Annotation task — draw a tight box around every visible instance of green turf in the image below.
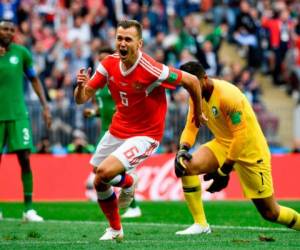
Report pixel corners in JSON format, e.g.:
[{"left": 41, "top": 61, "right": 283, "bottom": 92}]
[{"left": 0, "top": 201, "right": 299, "bottom": 249}]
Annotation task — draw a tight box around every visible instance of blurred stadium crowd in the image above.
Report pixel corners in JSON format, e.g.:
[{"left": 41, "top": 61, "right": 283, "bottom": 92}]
[{"left": 2, "top": 0, "right": 300, "bottom": 153}]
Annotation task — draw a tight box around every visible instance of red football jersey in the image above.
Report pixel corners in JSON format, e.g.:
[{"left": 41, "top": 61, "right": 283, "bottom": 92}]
[{"left": 87, "top": 51, "right": 183, "bottom": 141}]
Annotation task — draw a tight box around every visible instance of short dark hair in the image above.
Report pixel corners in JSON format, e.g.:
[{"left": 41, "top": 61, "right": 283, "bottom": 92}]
[
  {"left": 117, "top": 19, "right": 142, "bottom": 39},
  {"left": 180, "top": 61, "right": 206, "bottom": 79},
  {"left": 97, "top": 46, "right": 114, "bottom": 55}
]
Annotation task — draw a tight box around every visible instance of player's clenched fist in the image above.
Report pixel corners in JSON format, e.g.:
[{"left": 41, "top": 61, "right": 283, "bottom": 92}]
[
  {"left": 193, "top": 112, "right": 208, "bottom": 128},
  {"left": 77, "top": 68, "right": 91, "bottom": 87}
]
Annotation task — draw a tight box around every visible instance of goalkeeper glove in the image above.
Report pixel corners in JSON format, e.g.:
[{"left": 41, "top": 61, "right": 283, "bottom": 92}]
[
  {"left": 174, "top": 145, "right": 192, "bottom": 177},
  {"left": 203, "top": 163, "right": 233, "bottom": 193}
]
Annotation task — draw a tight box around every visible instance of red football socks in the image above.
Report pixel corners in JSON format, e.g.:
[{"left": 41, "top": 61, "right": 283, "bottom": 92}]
[
  {"left": 121, "top": 174, "right": 134, "bottom": 188},
  {"left": 113, "top": 173, "right": 134, "bottom": 188},
  {"left": 98, "top": 194, "right": 121, "bottom": 230}
]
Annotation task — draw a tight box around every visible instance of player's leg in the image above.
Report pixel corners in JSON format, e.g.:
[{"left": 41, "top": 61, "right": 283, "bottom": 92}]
[
  {"left": 176, "top": 175, "right": 211, "bottom": 235},
  {"left": 95, "top": 154, "right": 138, "bottom": 208},
  {"left": 0, "top": 121, "right": 5, "bottom": 220},
  {"left": 110, "top": 136, "right": 158, "bottom": 209},
  {"left": 8, "top": 119, "right": 42, "bottom": 221},
  {"left": 235, "top": 161, "right": 300, "bottom": 230},
  {"left": 176, "top": 141, "right": 225, "bottom": 235},
  {"left": 187, "top": 143, "right": 222, "bottom": 175},
  {"left": 252, "top": 196, "right": 300, "bottom": 230},
  {"left": 16, "top": 149, "right": 43, "bottom": 222},
  {"left": 94, "top": 171, "right": 123, "bottom": 241},
  {"left": 90, "top": 132, "right": 125, "bottom": 240},
  {"left": 16, "top": 149, "right": 33, "bottom": 211},
  {"left": 15, "top": 149, "right": 42, "bottom": 221},
  {"left": 121, "top": 198, "right": 142, "bottom": 218},
  {"left": 121, "top": 166, "right": 142, "bottom": 218},
  {"left": 91, "top": 133, "right": 159, "bottom": 240}
]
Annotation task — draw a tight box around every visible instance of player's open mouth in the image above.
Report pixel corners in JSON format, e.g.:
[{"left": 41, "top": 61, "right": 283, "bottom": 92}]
[
  {"left": 2, "top": 36, "right": 12, "bottom": 43},
  {"left": 119, "top": 49, "right": 128, "bottom": 58}
]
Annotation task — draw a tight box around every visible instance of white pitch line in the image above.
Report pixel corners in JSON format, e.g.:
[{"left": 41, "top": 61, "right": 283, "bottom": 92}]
[
  {"left": 0, "top": 241, "right": 90, "bottom": 246},
  {"left": 1, "top": 218, "right": 291, "bottom": 232}
]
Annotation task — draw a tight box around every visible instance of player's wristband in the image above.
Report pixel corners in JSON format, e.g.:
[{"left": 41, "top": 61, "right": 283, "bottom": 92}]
[
  {"left": 217, "top": 168, "right": 227, "bottom": 176},
  {"left": 219, "top": 163, "right": 233, "bottom": 176},
  {"left": 179, "top": 144, "right": 190, "bottom": 151}
]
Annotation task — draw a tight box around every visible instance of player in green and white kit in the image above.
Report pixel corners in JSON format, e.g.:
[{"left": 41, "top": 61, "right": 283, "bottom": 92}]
[
  {"left": 84, "top": 47, "right": 141, "bottom": 218},
  {"left": 0, "top": 20, "right": 51, "bottom": 221}
]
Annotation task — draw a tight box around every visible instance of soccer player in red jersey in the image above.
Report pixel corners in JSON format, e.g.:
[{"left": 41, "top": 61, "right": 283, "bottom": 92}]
[{"left": 75, "top": 19, "right": 206, "bottom": 240}]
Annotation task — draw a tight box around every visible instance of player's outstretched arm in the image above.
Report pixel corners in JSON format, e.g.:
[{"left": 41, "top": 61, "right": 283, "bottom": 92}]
[
  {"left": 180, "top": 71, "right": 207, "bottom": 127},
  {"left": 75, "top": 68, "right": 96, "bottom": 104}
]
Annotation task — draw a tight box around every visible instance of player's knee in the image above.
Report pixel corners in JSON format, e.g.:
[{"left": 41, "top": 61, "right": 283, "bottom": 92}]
[
  {"left": 93, "top": 173, "right": 102, "bottom": 190},
  {"left": 94, "top": 167, "right": 111, "bottom": 188},
  {"left": 186, "top": 164, "right": 202, "bottom": 175},
  {"left": 260, "top": 209, "right": 279, "bottom": 222}
]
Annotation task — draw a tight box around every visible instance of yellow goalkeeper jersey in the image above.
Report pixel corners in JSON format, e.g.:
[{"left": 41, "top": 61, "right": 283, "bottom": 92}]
[{"left": 180, "top": 79, "right": 270, "bottom": 164}]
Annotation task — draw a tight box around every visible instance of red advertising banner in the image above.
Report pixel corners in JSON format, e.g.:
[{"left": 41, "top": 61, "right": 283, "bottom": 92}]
[{"left": 0, "top": 153, "right": 299, "bottom": 201}]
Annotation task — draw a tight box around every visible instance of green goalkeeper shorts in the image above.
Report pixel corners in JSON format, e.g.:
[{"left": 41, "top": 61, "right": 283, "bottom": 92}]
[{"left": 0, "top": 119, "right": 33, "bottom": 153}]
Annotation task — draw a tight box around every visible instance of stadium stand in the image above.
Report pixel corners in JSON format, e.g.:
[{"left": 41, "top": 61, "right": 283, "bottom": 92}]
[{"left": 2, "top": 0, "right": 299, "bottom": 152}]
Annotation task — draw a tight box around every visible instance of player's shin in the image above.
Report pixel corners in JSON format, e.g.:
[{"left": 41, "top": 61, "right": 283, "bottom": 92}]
[
  {"left": 97, "top": 187, "right": 121, "bottom": 230},
  {"left": 277, "top": 206, "right": 300, "bottom": 230},
  {"left": 182, "top": 175, "right": 208, "bottom": 226},
  {"left": 21, "top": 170, "right": 33, "bottom": 211}
]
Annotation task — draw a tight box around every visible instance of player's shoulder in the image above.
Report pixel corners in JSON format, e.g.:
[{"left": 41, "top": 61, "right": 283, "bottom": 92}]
[
  {"left": 140, "top": 52, "right": 159, "bottom": 65},
  {"left": 139, "top": 51, "right": 164, "bottom": 75},
  {"left": 214, "top": 79, "right": 240, "bottom": 93},
  {"left": 213, "top": 79, "right": 243, "bottom": 102},
  {"left": 108, "top": 52, "right": 120, "bottom": 59},
  {"left": 102, "top": 52, "right": 119, "bottom": 63},
  {"left": 10, "top": 43, "right": 28, "bottom": 52}
]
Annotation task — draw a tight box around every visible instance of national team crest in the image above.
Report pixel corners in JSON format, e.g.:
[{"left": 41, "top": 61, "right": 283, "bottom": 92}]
[
  {"left": 9, "top": 56, "right": 19, "bottom": 64},
  {"left": 212, "top": 106, "right": 218, "bottom": 117},
  {"left": 133, "top": 82, "right": 143, "bottom": 91}
]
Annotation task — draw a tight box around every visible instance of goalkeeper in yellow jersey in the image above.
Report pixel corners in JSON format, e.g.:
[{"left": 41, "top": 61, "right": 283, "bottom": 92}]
[{"left": 175, "top": 61, "right": 300, "bottom": 234}]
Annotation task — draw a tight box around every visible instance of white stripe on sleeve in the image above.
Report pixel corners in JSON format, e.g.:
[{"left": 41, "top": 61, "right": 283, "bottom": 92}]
[
  {"left": 145, "top": 65, "right": 170, "bottom": 96},
  {"left": 96, "top": 63, "right": 108, "bottom": 77}
]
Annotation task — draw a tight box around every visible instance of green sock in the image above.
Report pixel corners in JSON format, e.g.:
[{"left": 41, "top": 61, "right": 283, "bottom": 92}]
[
  {"left": 129, "top": 198, "right": 137, "bottom": 208},
  {"left": 22, "top": 171, "right": 33, "bottom": 211}
]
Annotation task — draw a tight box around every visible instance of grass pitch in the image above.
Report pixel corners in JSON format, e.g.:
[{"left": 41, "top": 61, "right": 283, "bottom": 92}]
[{"left": 0, "top": 201, "right": 299, "bottom": 249}]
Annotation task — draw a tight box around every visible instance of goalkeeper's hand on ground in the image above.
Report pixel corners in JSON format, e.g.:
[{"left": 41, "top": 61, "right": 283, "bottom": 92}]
[
  {"left": 204, "top": 162, "right": 234, "bottom": 193},
  {"left": 174, "top": 145, "right": 192, "bottom": 177}
]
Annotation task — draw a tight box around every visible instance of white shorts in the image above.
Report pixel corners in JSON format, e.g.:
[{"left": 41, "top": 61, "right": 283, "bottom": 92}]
[{"left": 90, "top": 131, "right": 159, "bottom": 171}]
